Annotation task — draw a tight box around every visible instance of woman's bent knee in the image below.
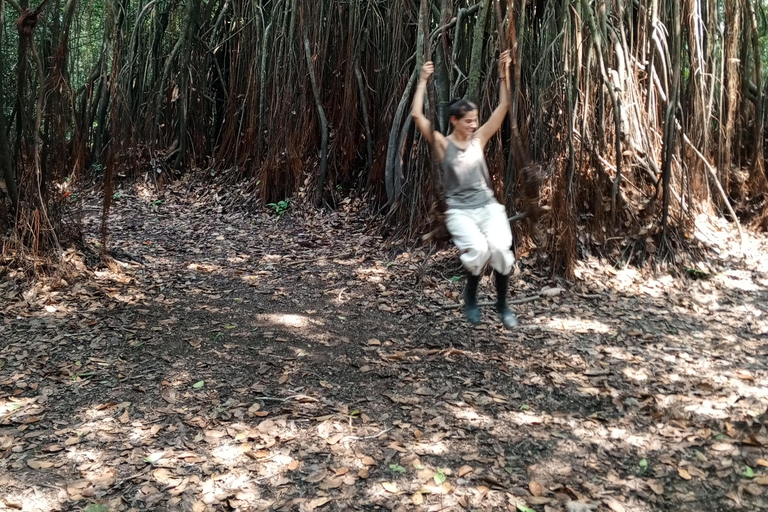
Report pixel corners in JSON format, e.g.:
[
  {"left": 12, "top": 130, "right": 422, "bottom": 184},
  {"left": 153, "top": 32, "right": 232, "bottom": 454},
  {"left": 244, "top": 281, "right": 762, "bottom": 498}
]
[
  {"left": 461, "top": 246, "right": 490, "bottom": 275},
  {"left": 488, "top": 244, "right": 514, "bottom": 275}
]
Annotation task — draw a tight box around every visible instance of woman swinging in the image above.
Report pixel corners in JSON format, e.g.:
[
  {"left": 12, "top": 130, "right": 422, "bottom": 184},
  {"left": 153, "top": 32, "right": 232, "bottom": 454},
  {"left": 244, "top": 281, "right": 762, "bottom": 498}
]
[{"left": 411, "top": 51, "right": 517, "bottom": 329}]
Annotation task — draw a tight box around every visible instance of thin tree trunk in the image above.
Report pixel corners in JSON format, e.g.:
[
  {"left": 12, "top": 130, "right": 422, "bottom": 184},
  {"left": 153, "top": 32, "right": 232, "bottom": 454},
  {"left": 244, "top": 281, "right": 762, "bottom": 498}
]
[
  {"left": 304, "top": 30, "right": 329, "bottom": 208},
  {"left": 355, "top": 61, "right": 374, "bottom": 188},
  {"left": 466, "top": 0, "right": 491, "bottom": 104},
  {"left": 385, "top": 70, "right": 417, "bottom": 206},
  {"left": 745, "top": 0, "right": 764, "bottom": 184},
  {"left": 661, "top": 0, "right": 682, "bottom": 238},
  {"left": 722, "top": 0, "right": 741, "bottom": 195},
  {"left": 0, "top": 11, "right": 18, "bottom": 207}
]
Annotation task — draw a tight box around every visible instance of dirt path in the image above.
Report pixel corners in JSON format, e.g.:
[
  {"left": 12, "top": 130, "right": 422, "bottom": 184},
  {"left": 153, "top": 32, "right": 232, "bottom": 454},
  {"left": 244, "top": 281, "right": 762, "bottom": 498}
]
[{"left": 2, "top": 189, "right": 767, "bottom": 512}]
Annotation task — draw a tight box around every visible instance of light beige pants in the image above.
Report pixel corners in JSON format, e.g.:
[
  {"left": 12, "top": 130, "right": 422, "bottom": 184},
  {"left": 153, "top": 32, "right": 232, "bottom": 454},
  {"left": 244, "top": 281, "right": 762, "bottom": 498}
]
[{"left": 445, "top": 202, "right": 514, "bottom": 276}]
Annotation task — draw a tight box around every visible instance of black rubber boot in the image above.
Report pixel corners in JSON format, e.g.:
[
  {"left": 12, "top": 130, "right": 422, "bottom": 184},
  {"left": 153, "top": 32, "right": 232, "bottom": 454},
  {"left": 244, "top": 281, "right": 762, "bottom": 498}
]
[
  {"left": 464, "top": 273, "right": 481, "bottom": 325},
  {"left": 495, "top": 271, "right": 518, "bottom": 329}
]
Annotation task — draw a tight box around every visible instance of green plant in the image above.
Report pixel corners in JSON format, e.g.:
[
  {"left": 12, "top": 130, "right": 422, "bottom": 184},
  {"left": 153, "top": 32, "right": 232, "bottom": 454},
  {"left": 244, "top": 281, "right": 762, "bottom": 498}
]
[
  {"left": 113, "top": 192, "right": 124, "bottom": 200},
  {"left": 389, "top": 464, "right": 406, "bottom": 475},
  {"left": 267, "top": 199, "right": 290, "bottom": 215}
]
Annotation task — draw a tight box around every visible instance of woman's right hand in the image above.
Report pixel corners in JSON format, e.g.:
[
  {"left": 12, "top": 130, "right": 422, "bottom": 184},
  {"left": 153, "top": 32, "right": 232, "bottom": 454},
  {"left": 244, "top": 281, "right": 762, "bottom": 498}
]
[{"left": 420, "top": 61, "right": 435, "bottom": 81}]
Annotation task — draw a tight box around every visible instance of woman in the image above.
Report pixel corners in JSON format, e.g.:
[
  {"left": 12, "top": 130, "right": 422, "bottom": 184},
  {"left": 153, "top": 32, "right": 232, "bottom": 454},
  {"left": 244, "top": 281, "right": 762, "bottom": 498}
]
[{"left": 411, "top": 51, "right": 517, "bottom": 329}]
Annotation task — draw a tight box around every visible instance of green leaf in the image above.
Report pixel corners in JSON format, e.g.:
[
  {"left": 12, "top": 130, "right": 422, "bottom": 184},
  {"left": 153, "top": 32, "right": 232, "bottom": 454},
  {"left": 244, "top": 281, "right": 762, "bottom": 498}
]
[
  {"left": 520, "top": 404, "right": 530, "bottom": 411},
  {"left": 433, "top": 468, "right": 446, "bottom": 485},
  {"left": 516, "top": 504, "right": 536, "bottom": 512},
  {"left": 744, "top": 466, "right": 755, "bottom": 479},
  {"left": 389, "top": 464, "right": 406, "bottom": 474},
  {"left": 639, "top": 459, "right": 648, "bottom": 470},
  {"left": 84, "top": 505, "right": 109, "bottom": 512},
  {"left": 223, "top": 324, "right": 237, "bottom": 329},
  {"left": 193, "top": 381, "right": 205, "bottom": 389},
  {"left": 451, "top": 276, "right": 461, "bottom": 282}
]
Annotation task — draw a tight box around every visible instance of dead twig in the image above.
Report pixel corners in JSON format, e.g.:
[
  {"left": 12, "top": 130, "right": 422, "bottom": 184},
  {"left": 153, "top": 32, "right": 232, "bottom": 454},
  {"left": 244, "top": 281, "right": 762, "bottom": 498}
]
[
  {"left": 343, "top": 427, "right": 393, "bottom": 441},
  {"left": 253, "top": 395, "right": 319, "bottom": 403}
]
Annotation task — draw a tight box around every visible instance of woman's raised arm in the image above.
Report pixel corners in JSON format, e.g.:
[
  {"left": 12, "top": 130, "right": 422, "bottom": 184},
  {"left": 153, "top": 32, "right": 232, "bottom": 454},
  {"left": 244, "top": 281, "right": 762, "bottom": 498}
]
[
  {"left": 474, "top": 50, "right": 511, "bottom": 148},
  {"left": 411, "top": 62, "right": 446, "bottom": 155}
]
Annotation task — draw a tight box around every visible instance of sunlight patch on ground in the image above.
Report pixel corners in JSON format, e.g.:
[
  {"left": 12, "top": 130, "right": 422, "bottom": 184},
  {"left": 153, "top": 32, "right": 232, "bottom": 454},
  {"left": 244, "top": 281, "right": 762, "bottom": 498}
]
[
  {"left": 212, "top": 443, "right": 245, "bottom": 464},
  {"left": 498, "top": 410, "right": 549, "bottom": 427},
  {"left": 254, "top": 313, "right": 309, "bottom": 329},
  {"left": 355, "top": 266, "right": 388, "bottom": 283},
  {"left": 0, "top": 477, "right": 59, "bottom": 512},
  {"left": 186, "top": 262, "right": 223, "bottom": 273},
  {"left": 450, "top": 407, "right": 494, "bottom": 427},
  {"left": 715, "top": 270, "right": 762, "bottom": 292},
  {"left": 544, "top": 316, "right": 613, "bottom": 333}
]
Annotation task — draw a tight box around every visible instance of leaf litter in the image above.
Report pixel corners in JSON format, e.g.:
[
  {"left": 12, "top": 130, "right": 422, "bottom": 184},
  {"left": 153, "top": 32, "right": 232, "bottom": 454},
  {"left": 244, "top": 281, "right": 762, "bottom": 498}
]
[{"left": 0, "top": 185, "right": 767, "bottom": 511}]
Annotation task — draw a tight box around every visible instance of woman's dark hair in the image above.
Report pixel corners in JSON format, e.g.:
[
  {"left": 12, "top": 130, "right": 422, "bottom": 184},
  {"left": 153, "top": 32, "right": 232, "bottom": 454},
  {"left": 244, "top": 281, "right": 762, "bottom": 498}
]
[{"left": 448, "top": 98, "right": 478, "bottom": 120}]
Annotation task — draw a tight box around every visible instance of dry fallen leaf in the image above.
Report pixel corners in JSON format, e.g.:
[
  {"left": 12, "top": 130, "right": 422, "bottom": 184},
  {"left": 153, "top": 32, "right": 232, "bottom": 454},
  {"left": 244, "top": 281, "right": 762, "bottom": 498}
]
[
  {"left": 382, "top": 482, "right": 399, "bottom": 494},
  {"left": 27, "top": 460, "right": 54, "bottom": 469},
  {"left": 303, "top": 469, "right": 327, "bottom": 483},
  {"left": 358, "top": 468, "right": 369, "bottom": 479},
  {"left": 327, "top": 433, "right": 344, "bottom": 445},
  {"left": 287, "top": 460, "right": 299, "bottom": 471},
  {"left": 678, "top": 468, "right": 692, "bottom": 480},
  {"left": 647, "top": 480, "right": 664, "bottom": 495},
  {"left": 118, "top": 409, "right": 130, "bottom": 424},
  {"left": 411, "top": 491, "right": 424, "bottom": 505},
  {"left": 604, "top": 497, "right": 626, "bottom": 512},
  {"left": 417, "top": 468, "right": 435, "bottom": 482},
  {"left": 529, "top": 481, "right": 545, "bottom": 497},
  {"left": 307, "top": 497, "right": 332, "bottom": 510},
  {"left": 361, "top": 456, "right": 376, "bottom": 466},
  {"left": 458, "top": 465, "right": 474, "bottom": 478},
  {"left": 319, "top": 476, "right": 343, "bottom": 490}
]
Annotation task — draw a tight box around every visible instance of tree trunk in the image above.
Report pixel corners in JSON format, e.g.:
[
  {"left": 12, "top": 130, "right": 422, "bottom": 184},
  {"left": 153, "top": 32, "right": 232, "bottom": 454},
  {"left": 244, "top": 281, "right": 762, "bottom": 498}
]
[
  {"left": 304, "top": 30, "right": 329, "bottom": 208},
  {"left": 721, "top": 0, "right": 741, "bottom": 195},
  {"left": 661, "top": 0, "right": 682, "bottom": 238},
  {"left": 466, "top": 0, "right": 491, "bottom": 104},
  {"left": 745, "top": 0, "right": 764, "bottom": 186}
]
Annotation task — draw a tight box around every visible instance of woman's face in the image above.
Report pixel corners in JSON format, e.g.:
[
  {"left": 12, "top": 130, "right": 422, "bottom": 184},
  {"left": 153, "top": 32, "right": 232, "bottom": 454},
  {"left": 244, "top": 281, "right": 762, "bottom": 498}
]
[{"left": 451, "top": 110, "right": 479, "bottom": 138}]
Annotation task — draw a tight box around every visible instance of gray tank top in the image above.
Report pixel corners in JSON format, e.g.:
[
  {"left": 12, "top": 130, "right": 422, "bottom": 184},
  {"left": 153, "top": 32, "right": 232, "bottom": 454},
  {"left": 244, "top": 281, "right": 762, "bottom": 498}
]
[{"left": 441, "top": 138, "right": 495, "bottom": 210}]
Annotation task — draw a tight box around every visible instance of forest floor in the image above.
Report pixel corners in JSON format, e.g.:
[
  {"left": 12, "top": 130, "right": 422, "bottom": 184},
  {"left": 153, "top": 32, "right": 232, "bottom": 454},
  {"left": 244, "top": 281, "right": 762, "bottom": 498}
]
[{"left": 2, "top": 181, "right": 768, "bottom": 512}]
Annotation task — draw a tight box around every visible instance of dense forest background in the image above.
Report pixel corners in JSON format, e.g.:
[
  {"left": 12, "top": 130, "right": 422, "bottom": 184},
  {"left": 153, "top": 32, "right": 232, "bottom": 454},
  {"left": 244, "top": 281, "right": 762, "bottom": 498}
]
[{"left": 1, "top": 0, "right": 768, "bottom": 275}]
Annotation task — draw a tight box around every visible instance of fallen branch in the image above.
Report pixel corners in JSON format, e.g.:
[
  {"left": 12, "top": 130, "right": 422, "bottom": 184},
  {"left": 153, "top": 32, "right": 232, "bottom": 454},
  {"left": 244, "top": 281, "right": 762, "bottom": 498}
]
[
  {"left": 253, "top": 395, "right": 319, "bottom": 403},
  {"left": 441, "top": 294, "right": 540, "bottom": 310},
  {"left": 343, "top": 427, "right": 393, "bottom": 441}
]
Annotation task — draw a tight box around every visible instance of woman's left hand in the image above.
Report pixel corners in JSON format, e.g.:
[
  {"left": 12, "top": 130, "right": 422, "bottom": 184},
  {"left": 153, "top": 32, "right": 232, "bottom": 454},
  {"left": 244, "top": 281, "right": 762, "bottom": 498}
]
[{"left": 498, "top": 50, "right": 511, "bottom": 79}]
